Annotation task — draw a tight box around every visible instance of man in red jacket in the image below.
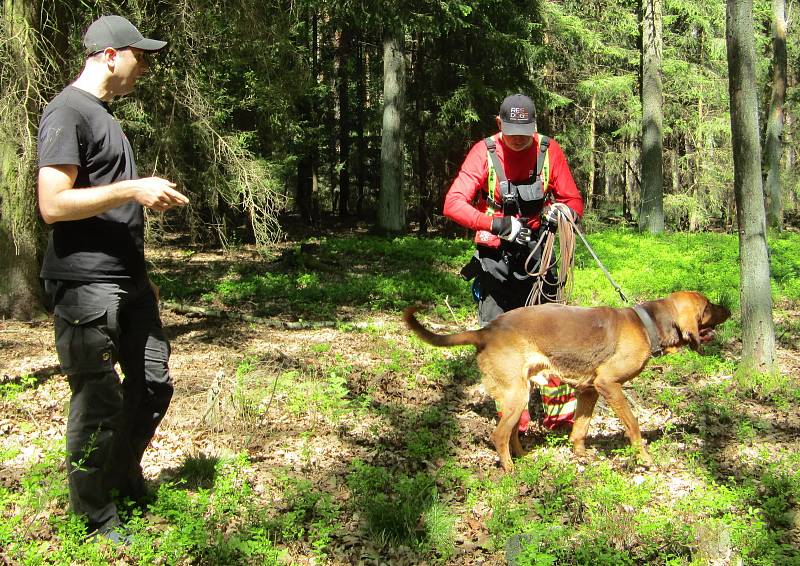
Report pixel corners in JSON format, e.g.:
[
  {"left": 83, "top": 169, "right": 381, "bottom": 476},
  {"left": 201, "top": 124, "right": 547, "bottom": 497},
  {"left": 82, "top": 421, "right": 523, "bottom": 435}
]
[{"left": 444, "top": 93, "right": 584, "bottom": 430}]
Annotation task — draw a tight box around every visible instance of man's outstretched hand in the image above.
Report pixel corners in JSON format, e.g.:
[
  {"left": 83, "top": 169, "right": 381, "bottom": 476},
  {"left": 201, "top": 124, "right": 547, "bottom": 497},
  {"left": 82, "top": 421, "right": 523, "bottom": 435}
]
[{"left": 134, "top": 177, "right": 189, "bottom": 212}]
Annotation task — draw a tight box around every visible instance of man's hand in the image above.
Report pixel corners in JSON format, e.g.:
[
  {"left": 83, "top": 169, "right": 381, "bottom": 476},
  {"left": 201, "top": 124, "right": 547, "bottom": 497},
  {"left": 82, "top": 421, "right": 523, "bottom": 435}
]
[
  {"left": 133, "top": 177, "right": 189, "bottom": 212},
  {"left": 491, "top": 216, "right": 523, "bottom": 241},
  {"left": 541, "top": 205, "right": 560, "bottom": 226},
  {"left": 38, "top": 166, "right": 189, "bottom": 223},
  {"left": 542, "top": 205, "right": 576, "bottom": 227}
]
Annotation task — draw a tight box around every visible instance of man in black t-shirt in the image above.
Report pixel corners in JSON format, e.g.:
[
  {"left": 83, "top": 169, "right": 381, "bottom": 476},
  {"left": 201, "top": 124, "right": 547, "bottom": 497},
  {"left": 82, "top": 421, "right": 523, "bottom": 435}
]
[{"left": 37, "top": 15, "right": 188, "bottom": 543}]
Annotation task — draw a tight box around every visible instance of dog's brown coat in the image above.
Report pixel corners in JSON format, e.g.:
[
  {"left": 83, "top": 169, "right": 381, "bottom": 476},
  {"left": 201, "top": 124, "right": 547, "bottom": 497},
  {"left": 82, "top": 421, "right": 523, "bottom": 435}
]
[{"left": 404, "top": 291, "right": 730, "bottom": 471}]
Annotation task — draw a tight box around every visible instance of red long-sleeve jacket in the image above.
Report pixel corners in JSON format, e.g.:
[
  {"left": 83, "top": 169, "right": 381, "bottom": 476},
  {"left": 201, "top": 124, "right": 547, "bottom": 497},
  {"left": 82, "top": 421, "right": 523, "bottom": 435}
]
[{"left": 444, "top": 132, "right": 584, "bottom": 248}]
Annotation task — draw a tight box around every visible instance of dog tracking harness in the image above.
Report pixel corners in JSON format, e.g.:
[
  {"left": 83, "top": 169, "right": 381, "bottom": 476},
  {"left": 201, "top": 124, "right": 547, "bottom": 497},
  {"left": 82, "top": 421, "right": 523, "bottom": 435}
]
[
  {"left": 633, "top": 305, "right": 664, "bottom": 356},
  {"left": 484, "top": 134, "right": 550, "bottom": 216}
]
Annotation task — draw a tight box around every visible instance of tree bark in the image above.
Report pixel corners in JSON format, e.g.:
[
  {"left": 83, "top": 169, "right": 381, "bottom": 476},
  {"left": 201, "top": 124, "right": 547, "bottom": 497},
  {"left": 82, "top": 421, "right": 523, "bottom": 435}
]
[
  {"left": 638, "top": 0, "right": 665, "bottom": 233},
  {"left": 377, "top": 27, "right": 406, "bottom": 233},
  {"left": 764, "top": 0, "right": 787, "bottom": 231},
  {"left": 726, "top": 0, "right": 777, "bottom": 372},
  {"left": 0, "top": 0, "right": 47, "bottom": 320},
  {"left": 296, "top": 11, "right": 320, "bottom": 225},
  {"left": 588, "top": 93, "right": 597, "bottom": 210},
  {"left": 337, "top": 27, "right": 352, "bottom": 217},
  {"left": 354, "top": 31, "right": 367, "bottom": 215},
  {"left": 413, "top": 34, "right": 430, "bottom": 234}
]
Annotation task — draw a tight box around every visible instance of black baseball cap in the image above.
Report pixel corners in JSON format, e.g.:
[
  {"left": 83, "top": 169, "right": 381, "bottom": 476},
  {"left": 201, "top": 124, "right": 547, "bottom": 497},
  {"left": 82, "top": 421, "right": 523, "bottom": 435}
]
[
  {"left": 499, "top": 94, "right": 536, "bottom": 136},
  {"left": 84, "top": 15, "right": 167, "bottom": 55}
]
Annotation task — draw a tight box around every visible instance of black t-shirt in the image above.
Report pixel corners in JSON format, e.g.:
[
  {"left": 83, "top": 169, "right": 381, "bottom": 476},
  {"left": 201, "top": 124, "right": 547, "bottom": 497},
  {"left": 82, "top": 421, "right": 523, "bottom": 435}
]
[{"left": 38, "top": 85, "right": 146, "bottom": 281}]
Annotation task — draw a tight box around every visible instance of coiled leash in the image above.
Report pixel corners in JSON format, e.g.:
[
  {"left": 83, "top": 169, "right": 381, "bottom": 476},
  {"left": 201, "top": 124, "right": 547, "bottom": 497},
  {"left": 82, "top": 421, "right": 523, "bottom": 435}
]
[{"left": 523, "top": 202, "right": 629, "bottom": 305}]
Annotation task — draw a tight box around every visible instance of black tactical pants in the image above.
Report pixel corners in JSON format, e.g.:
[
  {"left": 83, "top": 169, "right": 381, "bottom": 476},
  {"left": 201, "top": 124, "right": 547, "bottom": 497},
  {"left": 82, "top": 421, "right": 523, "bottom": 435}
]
[{"left": 45, "top": 279, "right": 172, "bottom": 530}]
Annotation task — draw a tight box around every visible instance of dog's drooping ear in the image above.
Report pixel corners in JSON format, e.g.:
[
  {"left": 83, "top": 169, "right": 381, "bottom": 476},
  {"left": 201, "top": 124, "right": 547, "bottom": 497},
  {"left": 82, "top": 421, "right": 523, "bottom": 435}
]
[
  {"left": 671, "top": 292, "right": 730, "bottom": 353},
  {"left": 683, "top": 326, "right": 702, "bottom": 352},
  {"left": 670, "top": 292, "right": 705, "bottom": 352}
]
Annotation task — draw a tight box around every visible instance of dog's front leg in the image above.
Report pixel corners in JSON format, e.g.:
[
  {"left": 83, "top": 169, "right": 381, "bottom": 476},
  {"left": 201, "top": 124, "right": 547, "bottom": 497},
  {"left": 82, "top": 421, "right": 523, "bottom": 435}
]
[
  {"left": 594, "top": 379, "right": 654, "bottom": 467},
  {"left": 569, "top": 387, "right": 599, "bottom": 457}
]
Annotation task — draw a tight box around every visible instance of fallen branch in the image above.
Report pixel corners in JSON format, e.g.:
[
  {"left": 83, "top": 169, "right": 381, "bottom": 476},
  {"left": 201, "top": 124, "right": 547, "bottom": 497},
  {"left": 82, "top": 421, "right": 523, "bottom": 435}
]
[{"left": 2, "top": 364, "right": 62, "bottom": 385}]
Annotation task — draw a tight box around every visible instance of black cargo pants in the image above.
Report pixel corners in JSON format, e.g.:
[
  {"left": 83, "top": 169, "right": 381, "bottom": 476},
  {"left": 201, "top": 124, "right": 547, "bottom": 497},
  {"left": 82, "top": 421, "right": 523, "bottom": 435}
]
[{"left": 45, "top": 278, "right": 172, "bottom": 530}]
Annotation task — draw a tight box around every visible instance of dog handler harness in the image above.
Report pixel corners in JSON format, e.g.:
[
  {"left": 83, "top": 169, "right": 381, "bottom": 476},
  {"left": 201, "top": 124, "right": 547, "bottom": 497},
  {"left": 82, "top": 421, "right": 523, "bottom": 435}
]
[{"left": 484, "top": 134, "right": 550, "bottom": 217}]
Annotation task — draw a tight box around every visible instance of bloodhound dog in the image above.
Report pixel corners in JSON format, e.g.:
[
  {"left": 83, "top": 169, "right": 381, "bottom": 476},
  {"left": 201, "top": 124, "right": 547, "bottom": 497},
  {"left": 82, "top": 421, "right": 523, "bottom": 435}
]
[{"left": 404, "top": 291, "right": 730, "bottom": 472}]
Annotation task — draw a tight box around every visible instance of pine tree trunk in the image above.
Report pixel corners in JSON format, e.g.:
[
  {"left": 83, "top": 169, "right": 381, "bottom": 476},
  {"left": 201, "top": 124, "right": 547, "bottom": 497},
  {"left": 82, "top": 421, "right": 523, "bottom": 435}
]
[
  {"left": 377, "top": 27, "right": 406, "bottom": 233},
  {"left": 588, "top": 94, "right": 596, "bottom": 210},
  {"left": 764, "top": 0, "right": 787, "bottom": 231},
  {"left": 337, "top": 27, "right": 352, "bottom": 217},
  {"left": 0, "top": 0, "right": 47, "bottom": 320},
  {"left": 413, "top": 35, "right": 430, "bottom": 234},
  {"left": 354, "top": 31, "right": 366, "bottom": 215},
  {"left": 296, "top": 12, "right": 320, "bottom": 225},
  {"left": 726, "top": 0, "right": 777, "bottom": 372},
  {"left": 639, "top": 0, "right": 665, "bottom": 233}
]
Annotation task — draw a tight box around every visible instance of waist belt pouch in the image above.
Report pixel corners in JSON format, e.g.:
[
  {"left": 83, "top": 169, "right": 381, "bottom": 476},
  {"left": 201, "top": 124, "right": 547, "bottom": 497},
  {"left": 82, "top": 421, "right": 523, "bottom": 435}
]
[
  {"left": 53, "top": 305, "right": 115, "bottom": 375},
  {"left": 460, "top": 253, "right": 483, "bottom": 281}
]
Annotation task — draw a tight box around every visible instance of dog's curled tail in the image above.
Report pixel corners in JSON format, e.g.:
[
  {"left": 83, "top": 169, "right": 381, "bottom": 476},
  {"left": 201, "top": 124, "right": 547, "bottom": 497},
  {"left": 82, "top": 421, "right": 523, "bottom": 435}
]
[{"left": 403, "top": 306, "right": 485, "bottom": 349}]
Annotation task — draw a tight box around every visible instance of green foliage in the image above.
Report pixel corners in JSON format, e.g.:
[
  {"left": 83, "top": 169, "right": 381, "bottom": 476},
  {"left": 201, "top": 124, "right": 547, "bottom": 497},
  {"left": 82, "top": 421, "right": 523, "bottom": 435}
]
[
  {"left": 172, "top": 235, "right": 474, "bottom": 319},
  {"left": 483, "top": 446, "right": 800, "bottom": 565},
  {"left": 0, "top": 373, "right": 39, "bottom": 400},
  {"left": 125, "top": 454, "right": 284, "bottom": 564},
  {"left": 271, "top": 356, "right": 355, "bottom": 425},
  {"left": 733, "top": 366, "right": 800, "bottom": 409},
  {"left": 267, "top": 475, "right": 341, "bottom": 557},
  {"left": 570, "top": 228, "right": 741, "bottom": 307},
  {"left": 346, "top": 460, "right": 456, "bottom": 557}
]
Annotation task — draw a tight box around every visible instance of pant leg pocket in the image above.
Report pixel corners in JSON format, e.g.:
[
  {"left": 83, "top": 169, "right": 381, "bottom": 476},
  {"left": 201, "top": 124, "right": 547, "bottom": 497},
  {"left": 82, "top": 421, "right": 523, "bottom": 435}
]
[{"left": 54, "top": 305, "right": 116, "bottom": 374}]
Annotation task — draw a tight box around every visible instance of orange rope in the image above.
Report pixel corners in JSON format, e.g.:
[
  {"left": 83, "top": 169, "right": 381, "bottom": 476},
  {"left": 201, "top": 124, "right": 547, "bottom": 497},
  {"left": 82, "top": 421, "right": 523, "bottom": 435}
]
[{"left": 523, "top": 203, "right": 577, "bottom": 305}]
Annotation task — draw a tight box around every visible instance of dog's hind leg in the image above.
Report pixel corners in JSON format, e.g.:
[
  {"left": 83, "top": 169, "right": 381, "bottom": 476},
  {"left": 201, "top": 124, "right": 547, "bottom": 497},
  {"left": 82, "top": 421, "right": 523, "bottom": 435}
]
[
  {"left": 569, "top": 386, "right": 599, "bottom": 458},
  {"left": 491, "top": 391, "right": 528, "bottom": 472},
  {"left": 510, "top": 426, "right": 525, "bottom": 458}
]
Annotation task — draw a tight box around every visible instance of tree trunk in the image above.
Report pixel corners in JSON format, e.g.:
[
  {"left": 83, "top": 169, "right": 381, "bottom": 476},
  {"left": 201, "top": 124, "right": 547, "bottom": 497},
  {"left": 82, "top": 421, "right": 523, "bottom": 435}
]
[
  {"left": 764, "top": 0, "right": 787, "bottom": 231},
  {"left": 0, "top": 0, "right": 47, "bottom": 320},
  {"left": 726, "top": 0, "right": 777, "bottom": 372},
  {"left": 377, "top": 27, "right": 406, "bottom": 233},
  {"left": 355, "top": 31, "right": 367, "bottom": 215},
  {"left": 588, "top": 93, "right": 597, "bottom": 210},
  {"left": 337, "top": 27, "right": 352, "bottom": 217},
  {"left": 296, "top": 11, "right": 320, "bottom": 225},
  {"left": 638, "top": 0, "right": 665, "bottom": 233},
  {"left": 413, "top": 35, "right": 430, "bottom": 234}
]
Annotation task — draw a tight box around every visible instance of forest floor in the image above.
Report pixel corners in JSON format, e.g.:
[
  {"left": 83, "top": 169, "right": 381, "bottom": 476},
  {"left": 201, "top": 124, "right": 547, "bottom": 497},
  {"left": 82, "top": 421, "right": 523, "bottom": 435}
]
[{"left": 2, "top": 230, "right": 800, "bottom": 565}]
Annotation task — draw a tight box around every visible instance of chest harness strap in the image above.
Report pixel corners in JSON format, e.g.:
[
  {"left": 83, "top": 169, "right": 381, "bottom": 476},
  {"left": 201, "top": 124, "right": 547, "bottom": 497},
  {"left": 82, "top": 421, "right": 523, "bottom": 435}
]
[{"left": 484, "top": 134, "right": 550, "bottom": 215}]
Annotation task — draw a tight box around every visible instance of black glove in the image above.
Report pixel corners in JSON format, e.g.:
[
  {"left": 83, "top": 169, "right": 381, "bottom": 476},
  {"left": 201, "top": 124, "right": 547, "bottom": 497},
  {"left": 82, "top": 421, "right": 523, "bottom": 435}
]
[
  {"left": 515, "top": 218, "right": 533, "bottom": 244},
  {"left": 492, "top": 217, "right": 532, "bottom": 244},
  {"left": 541, "top": 205, "right": 560, "bottom": 226},
  {"left": 491, "top": 216, "right": 523, "bottom": 241},
  {"left": 544, "top": 205, "right": 578, "bottom": 225}
]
